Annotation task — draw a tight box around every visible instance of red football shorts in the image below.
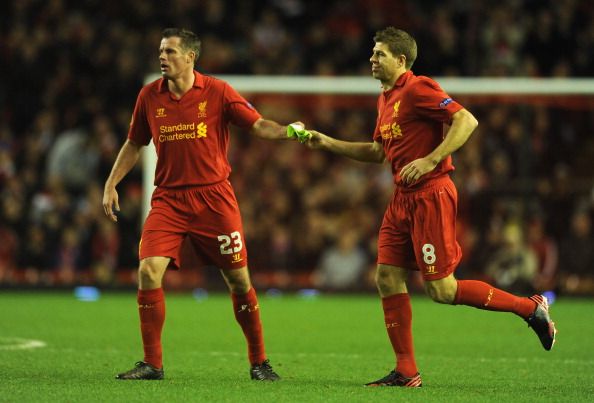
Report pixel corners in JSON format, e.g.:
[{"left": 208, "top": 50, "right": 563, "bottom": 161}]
[
  {"left": 139, "top": 180, "right": 248, "bottom": 270},
  {"left": 377, "top": 175, "right": 462, "bottom": 281}
]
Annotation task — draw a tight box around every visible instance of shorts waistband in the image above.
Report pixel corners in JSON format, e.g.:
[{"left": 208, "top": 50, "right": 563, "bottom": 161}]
[
  {"left": 395, "top": 175, "right": 452, "bottom": 193},
  {"left": 158, "top": 179, "right": 227, "bottom": 193}
]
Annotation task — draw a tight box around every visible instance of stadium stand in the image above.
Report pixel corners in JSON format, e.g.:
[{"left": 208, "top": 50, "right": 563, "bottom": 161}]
[{"left": 1, "top": 0, "right": 593, "bottom": 295}]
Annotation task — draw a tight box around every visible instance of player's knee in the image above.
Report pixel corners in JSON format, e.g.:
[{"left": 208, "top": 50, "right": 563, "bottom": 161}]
[
  {"left": 425, "top": 283, "right": 456, "bottom": 304},
  {"left": 221, "top": 268, "right": 251, "bottom": 294},
  {"left": 227, "top": 280, "right": 250, "bottom": 294},
  {"left": 425, "top": 275, "right": 458, "bottom": 304},
  {"left": 429, "top": 291, "right": 454, "bottom": 304},
  {"left": 374, "top": 268, "right": 392, "bottom": 291},
  {"left": 375, "top": 266, "right": 407, "bottom": 295},
  {"left": 138, "top": 261, "right": 164, "bottom": 286}
]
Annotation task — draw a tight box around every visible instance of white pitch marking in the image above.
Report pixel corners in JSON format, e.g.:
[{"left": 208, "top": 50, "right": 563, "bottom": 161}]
[
  {"left": 199, "top": 351, "right": 362, "bottom": 359},
  {"left": 0, "top": 337, "right": 47, "bottom": 350},
  {"left": 189, "top": 351, "right": 594, "bottom": 366}
]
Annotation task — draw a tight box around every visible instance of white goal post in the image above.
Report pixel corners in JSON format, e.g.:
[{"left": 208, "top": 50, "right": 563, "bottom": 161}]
[{"left": 141, "top": 75, "right": 594, "bottom": 219}]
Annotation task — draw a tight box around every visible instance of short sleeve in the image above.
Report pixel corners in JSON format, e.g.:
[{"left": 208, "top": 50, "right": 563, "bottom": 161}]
[
  {"left": 412, "top": 78, "right": 463, "bottom": 124},
  {"left": 223, "top": 83, "right": 262, "bottom": 129},
  {"left": 127, "top": 89, "right": 152, "bottom": 145}
]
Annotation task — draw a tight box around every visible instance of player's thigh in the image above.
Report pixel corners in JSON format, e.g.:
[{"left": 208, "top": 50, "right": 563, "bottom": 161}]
[
  {"left": 187, "top": 181, "right": 248, "bottom": 270},
  {"left": 141, "top": 190, "right": 188, "bottom": 268},
  {"left": 377, "top": 201, "right": 417, "bottom": 271},
  {"left": 410, "top": 181, "right": 461, "bottom": 281}
]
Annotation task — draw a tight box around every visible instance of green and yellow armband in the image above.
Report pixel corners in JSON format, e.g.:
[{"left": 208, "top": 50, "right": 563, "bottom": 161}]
[{"left": 287, "top": 123, "right": 312, "bottom": 143}]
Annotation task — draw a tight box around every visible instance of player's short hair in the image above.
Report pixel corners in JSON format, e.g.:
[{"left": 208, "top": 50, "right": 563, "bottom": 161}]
[
  {"left": 162, "top": 28, "right": 201, "bottom": 64},
  {"left": 373, "top": 27, "right": 417, "bottom": 69}
]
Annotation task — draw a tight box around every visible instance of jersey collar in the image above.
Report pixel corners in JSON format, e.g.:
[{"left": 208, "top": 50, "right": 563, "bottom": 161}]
[
  {"left": 383, "top": 70, "right": 413, "bottom": 95},
  {"left": 192, "top": 70, "right": 205, "bottom": 88},
  {"left": 394, "top": 70, "right": 413, "bottom": 88},
  {"left": 158, "top": 70, "right": 205, "bottom": 93}
]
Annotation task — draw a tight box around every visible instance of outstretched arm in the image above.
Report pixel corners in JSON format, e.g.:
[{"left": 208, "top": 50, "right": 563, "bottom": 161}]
[
  {"left": 250, "top": 118, "right": 300, "bottom": 141},
  {"left": 306, "top": 130, "right": 385, "bottom": 164},
  {"left": 103, "top": 139, "right": 143, "bottom": 222},
  {"left": 399, "top": 108, "right": 478, "bottom": 184}
]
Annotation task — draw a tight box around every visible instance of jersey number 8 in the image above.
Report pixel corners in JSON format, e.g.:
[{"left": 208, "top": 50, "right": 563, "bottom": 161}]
[{"left": 422, "top": 243, "right": 436, "bottom": 264}]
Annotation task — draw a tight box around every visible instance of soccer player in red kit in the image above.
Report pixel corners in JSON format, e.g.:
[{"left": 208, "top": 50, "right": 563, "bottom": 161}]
[
  {"left": 103, "top": 28, "right": 296, "bottom": 381},
  {"left": 304, "top": 27, "right": 557, "bottom": 387}
]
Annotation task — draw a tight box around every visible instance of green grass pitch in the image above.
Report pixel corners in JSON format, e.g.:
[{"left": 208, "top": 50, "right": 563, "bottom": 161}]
[{"left": 1, "top": 291, "right": 593, "bottom": 402}]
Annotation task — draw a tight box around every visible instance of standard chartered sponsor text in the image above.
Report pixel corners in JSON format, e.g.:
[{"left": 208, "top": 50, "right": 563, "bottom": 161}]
[{"left": 158, "top": 122, "right": 207, "bottom": 142}]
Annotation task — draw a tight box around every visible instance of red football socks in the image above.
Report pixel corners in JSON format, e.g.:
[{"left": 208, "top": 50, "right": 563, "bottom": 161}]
[
  {"left": 137, "top": 288, "right": 165, "bottom": 369},
  {"left": 232, "top": 287, "right": 266, "bottom": 365},
  {"left": 454, "top": 280, "right": 536, "bottom": 318},
  {"left": 382, "top": 293, "right": 418, "bottom": 377}
]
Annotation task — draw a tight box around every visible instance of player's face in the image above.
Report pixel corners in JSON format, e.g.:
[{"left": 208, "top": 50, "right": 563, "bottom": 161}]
[
  {"left": 370, "top": 42, "right": 403, "bottom": 84},
  {"left": 159, "top": 36, "right": 194, "bottom": 79}
]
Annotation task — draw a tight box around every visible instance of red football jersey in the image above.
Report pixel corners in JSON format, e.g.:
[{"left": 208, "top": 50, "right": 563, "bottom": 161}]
[
  {"left": 128, "top": 71, "right": 262, "bottom": 187},
  {"left": 372, "top": 70, "right": 463, "bottom": 187}
]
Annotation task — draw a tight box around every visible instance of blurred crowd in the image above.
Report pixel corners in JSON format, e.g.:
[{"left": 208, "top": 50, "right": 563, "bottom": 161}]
[{"left": 1, "top": 0, "right": 593, "bottom": 294}]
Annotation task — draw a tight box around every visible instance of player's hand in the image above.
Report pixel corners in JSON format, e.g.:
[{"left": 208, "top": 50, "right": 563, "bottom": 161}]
[
  {"left": 102, "top": 186, "right": 120, "bottom": 222},
  {"left": 303, "top": 130, "right": 326, "bottom": 149},
  {"left": 399, "top": 157, "right": 438, "bottom": 184}
]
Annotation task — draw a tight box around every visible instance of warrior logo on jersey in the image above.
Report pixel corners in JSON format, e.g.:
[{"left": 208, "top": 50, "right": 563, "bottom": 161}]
[
  {"left": 231, "top": 253, "right": 243, "bottom": 263},
  {"left": 155, "top": 108, "right": 167, "bottom": 118},
  {"left": 197, "top": 101, "right": 207, "bottom": 118}
]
